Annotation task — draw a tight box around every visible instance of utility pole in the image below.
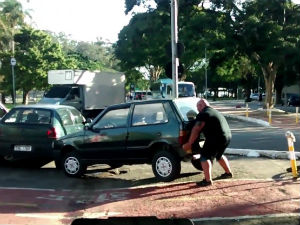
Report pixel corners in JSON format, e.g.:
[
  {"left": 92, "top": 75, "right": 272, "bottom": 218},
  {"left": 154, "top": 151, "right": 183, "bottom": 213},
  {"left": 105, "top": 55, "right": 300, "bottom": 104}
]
[
  {"left": 205, "top": 46, "right": 208, "bottom": 99},
  {"left": 171, "top": 0, "right": 178, "bottom": 99}
]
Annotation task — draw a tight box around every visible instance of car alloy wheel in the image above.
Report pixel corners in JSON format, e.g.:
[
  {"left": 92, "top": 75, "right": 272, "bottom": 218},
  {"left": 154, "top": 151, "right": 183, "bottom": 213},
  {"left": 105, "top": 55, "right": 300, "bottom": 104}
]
[
  {"left": 64, "top": 156, "right": 80, "bottom": 175},
  {"left": 152, "top": 150, "right": 181, "bottom": 182},
  {"left": 156, "top": 156, "right": 172, "bottom": 177},
  {"left": 63, "top": 152, "right": 87, "bottom": 177}
]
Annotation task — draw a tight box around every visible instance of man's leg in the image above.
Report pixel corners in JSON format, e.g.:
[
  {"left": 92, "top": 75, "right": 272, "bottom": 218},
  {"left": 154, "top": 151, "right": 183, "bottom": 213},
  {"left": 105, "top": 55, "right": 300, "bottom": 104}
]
[
  {"left": 217, "top": 155, "right": 232, "bottom": 174},
  {"left": 201, "top": 159, "right": 212, "bottom": 182}
]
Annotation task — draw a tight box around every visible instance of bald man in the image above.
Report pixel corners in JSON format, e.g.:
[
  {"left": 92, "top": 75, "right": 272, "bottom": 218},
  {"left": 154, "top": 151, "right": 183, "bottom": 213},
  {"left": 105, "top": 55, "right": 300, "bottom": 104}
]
[{"left": 183, "top": 99, "right": 233, "bottom": 186}]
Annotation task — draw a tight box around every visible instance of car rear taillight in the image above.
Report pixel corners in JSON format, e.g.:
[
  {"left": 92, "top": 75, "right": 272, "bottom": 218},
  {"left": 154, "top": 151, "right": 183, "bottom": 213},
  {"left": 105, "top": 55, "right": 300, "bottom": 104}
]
[
  {"left": 47, "top": 127, "right": 57, "bottom": 139},
  {"left": 178, "top": 130, "right": 188, "bottom": 145}
]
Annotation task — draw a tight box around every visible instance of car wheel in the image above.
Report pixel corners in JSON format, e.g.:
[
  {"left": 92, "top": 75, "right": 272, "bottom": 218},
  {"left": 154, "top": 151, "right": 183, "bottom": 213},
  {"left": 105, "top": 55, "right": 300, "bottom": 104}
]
[
  {"left": 63, "top": 152, "right": 87, "bottom": 177},
  {"left": 152, "top": 150, "right": 181, "bottom": 182},
  {"left": 191, "top": 158, "right": 203, "bottom": 171}
]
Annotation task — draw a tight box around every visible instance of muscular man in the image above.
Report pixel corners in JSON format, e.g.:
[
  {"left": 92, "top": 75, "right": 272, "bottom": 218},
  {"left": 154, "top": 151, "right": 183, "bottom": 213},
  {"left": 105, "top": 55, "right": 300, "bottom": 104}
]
[{"left": 183, "top": 99, "right": 233, "bottom": 186}]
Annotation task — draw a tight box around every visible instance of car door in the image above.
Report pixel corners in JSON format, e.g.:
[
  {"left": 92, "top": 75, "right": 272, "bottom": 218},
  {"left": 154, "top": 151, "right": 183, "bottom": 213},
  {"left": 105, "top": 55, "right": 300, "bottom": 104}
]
[
  {"left": 126, "top": 102, "right": 170, "bottom": 159},
  {"left": 80, "top": 106, "right": 130, "bottom": 160}
]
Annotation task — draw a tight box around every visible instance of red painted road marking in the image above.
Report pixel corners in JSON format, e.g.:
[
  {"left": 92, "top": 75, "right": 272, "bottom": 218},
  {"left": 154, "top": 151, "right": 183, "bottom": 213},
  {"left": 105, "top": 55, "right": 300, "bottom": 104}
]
[{"left": 0, "top": 179, "right": 299, "bottom": 225}]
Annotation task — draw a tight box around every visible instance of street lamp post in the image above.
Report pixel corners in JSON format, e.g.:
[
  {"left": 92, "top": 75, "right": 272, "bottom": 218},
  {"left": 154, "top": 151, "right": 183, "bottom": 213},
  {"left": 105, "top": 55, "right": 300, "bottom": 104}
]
[
  {"left": 171, "top": 0, "right": 178, "bottom": 99},
  {"left": 11, "top": 57, "right": 16, "bottom": 105}
]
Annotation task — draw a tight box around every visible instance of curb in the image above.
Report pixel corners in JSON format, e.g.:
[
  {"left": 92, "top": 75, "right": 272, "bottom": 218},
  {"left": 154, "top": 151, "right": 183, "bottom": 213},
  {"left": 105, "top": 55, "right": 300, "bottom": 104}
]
[
  {"left": 223, "top": 113, "right": 271, "bottom": 127},
  {"left": 225, "top": 148, "right": 300, "bottom": 160}
]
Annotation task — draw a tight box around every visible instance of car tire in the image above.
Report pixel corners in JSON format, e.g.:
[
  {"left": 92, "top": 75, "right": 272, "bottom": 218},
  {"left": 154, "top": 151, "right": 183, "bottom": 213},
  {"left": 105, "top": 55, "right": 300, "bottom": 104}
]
[
  {"left": 191, "top": 158, "right": 203, "bottom": 171},
  {"left": 152, "top": 150, "right": 181, "bottom": 182},
  {"left": 63, "top": 152, "right": 87, "bottom": 177}
]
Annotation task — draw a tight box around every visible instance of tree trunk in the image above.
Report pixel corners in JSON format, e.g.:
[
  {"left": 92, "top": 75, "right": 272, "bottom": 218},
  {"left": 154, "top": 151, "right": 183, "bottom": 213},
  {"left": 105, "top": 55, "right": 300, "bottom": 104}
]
[
  {"left": 1, "top": 93, "right": 5, "bottom": 104},
  {"left": 261, "top": 63, "right": 277, "bottom": 108},
  {"left": 149, "top": 65, "right": 163, "bottom": 82},
  {"left": 22, "top": 89, "right": 30, "bottom": 105}
]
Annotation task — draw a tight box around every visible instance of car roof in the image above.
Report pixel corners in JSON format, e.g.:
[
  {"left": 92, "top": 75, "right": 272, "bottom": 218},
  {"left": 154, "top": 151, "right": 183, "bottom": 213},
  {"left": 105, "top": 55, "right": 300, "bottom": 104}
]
[
  {"left": 107, "top": 99, "right": 173, "bottom": 109},
  {"left": 12, "top": 104, "right": 77, "bottom": 110}
]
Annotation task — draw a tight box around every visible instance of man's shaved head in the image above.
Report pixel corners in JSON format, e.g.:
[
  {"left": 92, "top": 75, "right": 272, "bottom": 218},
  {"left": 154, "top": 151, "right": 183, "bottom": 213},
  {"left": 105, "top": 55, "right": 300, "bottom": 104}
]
[{"left": 197, "top": 98, "right": 210, "bottom": 112}]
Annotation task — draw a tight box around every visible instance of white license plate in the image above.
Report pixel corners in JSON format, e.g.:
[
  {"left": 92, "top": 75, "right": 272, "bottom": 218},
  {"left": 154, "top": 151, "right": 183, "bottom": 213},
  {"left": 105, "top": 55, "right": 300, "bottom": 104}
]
[{"left": 14, "top": 145, "right": 32, "bottom": 152}]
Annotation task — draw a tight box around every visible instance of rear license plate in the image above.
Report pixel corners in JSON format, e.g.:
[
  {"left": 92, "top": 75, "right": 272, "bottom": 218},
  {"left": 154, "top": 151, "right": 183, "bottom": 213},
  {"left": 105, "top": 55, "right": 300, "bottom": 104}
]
[{"left": 14, "top": 145, "right": 32, "bottom": 152}]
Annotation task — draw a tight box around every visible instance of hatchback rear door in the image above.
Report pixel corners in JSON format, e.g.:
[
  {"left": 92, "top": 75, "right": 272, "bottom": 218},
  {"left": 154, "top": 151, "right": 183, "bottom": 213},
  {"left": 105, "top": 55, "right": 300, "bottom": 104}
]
[{"left": 0, "top": 108, "right": 54, "bottom": 160}]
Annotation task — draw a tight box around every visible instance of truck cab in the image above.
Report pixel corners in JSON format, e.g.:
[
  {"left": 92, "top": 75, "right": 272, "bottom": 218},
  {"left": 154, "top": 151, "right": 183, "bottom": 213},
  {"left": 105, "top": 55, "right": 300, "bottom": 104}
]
[{"left": 40, "top": 85, "right": 83, "bottom": 112}]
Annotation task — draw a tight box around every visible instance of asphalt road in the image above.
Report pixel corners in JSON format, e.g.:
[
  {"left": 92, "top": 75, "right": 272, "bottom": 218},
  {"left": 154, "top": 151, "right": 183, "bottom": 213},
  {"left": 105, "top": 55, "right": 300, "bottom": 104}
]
[{"left": 227, "top": 117, "right": 300, "bottom": 152}]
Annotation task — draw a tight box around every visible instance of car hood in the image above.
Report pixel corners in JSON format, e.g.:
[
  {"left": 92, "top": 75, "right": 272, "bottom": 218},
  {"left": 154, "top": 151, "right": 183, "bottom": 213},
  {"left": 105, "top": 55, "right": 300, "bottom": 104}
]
[{"left": 39, "top": 97, "right": 63, "bottom": 104}]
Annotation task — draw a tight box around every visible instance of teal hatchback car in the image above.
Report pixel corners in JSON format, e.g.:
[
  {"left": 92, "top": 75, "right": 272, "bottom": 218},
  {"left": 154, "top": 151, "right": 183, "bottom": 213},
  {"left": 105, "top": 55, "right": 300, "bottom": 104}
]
[
  {"left": 0, "top": 104, "right": 85, "bottom": 167},
  {"left": 55, "top": 98, "right": 201, "bottom": 181}
]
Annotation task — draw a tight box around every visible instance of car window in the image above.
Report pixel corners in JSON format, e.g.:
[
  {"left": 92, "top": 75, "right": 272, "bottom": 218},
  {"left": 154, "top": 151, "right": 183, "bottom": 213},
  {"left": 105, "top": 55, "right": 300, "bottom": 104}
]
[
  {"left": 3, "top": 108, "right": 51, "bottom": 124},
  {"left": 70, "top": 108, "right": 85, "bottom": 124},
  {"left": 93, "top": 108, "right": 129, "bottom": 129},
  {"left": 57, "top": 109, "right": 73, "bottom": 126},
  {"left": 3, "top": 109, "right": 20, "bottom": 123},
  {"left": 173, "top": 98, "right": 200, "bottom": 121},
  {"left": 131, "top": 103, "right": 168, "bottom": 126}
]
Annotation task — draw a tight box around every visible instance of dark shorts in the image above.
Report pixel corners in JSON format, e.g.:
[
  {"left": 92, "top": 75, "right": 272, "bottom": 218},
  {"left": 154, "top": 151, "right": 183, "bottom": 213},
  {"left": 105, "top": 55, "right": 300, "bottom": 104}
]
[{"left": 192, "top": 139, "right": 230, "bottom": 162}]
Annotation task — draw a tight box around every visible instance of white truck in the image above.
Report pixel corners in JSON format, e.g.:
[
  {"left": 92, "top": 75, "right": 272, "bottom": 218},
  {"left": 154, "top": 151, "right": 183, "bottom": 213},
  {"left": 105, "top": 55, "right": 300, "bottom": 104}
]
[{"left": 39, "top": 70, "right": 126, "bottom": 118}]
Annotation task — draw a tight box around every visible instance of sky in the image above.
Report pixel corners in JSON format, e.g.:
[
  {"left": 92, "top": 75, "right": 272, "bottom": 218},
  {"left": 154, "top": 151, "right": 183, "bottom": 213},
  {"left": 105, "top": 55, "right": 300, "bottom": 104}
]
[
  {"left": 18, "top": 0, "right": 300, "bottom": 44},
  {"left": 19, "top": 0, "right": 133, "bottom": 43}
]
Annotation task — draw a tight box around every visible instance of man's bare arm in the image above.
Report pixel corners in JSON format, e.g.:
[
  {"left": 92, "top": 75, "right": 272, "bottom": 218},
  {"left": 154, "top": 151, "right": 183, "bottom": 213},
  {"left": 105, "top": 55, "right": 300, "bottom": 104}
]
[{"left": 187, "top": 121, "right": 205, "bottom": 145}]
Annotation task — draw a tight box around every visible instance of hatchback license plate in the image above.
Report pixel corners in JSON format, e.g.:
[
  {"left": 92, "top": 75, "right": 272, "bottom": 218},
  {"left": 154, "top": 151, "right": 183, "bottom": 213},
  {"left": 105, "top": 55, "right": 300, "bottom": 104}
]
[{"left": 14, "top": 145, "right": 32, "bottom": 152}]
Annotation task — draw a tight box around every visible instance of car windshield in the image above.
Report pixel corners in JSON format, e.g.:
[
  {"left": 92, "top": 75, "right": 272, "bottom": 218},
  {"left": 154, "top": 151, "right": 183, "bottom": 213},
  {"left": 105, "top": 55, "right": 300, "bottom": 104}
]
[
  {"left": 178, "top": 83, "right": 195, "bottom": 97},
  {"left": 44, "top": 86, "right": 71, "bottom": 98}
]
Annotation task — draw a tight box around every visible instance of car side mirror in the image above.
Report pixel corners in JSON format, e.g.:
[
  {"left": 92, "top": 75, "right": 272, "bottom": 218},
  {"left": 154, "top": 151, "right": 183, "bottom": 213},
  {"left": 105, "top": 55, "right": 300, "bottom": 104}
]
[{"left": 82, "top": 118, "right": 92, "bottom": 125}]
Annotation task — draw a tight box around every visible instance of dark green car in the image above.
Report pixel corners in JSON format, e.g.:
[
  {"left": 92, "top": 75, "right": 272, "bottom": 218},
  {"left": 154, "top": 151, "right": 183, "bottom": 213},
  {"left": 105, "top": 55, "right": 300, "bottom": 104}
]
[
  {"left": 55, "top": 98, "right": 200, "bottom": 181},
  {"left": 0, "top": 104, "right": 85, "bottom": 167}
]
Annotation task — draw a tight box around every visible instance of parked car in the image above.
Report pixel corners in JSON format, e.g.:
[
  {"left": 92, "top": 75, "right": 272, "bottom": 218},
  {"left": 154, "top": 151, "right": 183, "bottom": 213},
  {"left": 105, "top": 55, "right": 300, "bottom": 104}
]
[
  {"left": 54, "top": 98, "right": 201, "bottom": 181},
  {"left": 250, "top": 93, "right": 259, "bottom": 101},
  {"left": 0, "top": 104, "right": 85, "bottom": 167},
  {"left": 288, "top": 95, "right": 300, "bottom": 106}
]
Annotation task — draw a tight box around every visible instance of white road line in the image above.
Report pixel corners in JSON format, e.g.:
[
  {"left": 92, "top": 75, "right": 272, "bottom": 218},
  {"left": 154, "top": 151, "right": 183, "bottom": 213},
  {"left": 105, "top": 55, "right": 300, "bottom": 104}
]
[
  {"left": 191, "top": 213, "right": 300, "bottom": 222},
  {"left": 15, "top": 211, "right": 123, "bottom": 219},
  {"left": 0, "top": 187, "right": 55, "bottom": 191}
]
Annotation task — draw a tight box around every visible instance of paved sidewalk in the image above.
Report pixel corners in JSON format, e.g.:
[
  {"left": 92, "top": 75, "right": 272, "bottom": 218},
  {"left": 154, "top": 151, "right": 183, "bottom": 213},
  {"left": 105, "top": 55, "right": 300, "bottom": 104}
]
[
  {"left": 1, "top": 157, "right": 299, "bottom": 225},
  {"left": 210, "top": 101, "right": 300, "bottom": 130}
]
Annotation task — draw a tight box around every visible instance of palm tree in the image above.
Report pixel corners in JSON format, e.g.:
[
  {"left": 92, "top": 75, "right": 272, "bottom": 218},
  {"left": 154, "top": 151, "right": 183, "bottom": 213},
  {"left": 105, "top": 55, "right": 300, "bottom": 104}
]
[{"left": 0, "top": 0, "right": 27, "bottom": 53}]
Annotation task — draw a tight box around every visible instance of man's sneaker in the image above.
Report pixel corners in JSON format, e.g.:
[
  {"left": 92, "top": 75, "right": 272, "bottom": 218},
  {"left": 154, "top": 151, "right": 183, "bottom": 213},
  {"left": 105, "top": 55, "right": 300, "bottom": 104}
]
[
  {"left": 196, "top": 179, "right": 213, "bottom": 187},
  {"left": 217, "top": 172, "right": 233, "bottom": 180}
]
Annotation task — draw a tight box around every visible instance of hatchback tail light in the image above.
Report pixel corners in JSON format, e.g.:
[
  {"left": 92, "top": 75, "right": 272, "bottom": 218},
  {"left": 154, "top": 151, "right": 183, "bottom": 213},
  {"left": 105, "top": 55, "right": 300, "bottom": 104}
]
[
  {"left": 47, "top": 127, "right": 57, "bottom": 139},
  {"left": 178, "top": 130, "right": 188, "bottom": 145}
]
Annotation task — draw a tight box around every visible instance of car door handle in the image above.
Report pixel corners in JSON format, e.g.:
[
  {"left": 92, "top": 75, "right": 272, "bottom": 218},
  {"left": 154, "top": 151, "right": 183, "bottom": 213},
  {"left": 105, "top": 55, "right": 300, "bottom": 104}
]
[{"left": 156, "top": 132, "right": 161, "bottom": 137}]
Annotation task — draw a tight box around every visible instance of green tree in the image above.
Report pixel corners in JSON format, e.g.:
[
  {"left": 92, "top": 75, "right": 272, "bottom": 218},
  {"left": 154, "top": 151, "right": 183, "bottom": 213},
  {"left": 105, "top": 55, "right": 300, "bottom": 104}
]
[
  {"left": 115, "top": 10, "right": 169, "bottom": 82},
  {"left": 0, "top": 0, "right": 29, "bottom": 103},
  {"left": 13, "top": 26, "right": 65, "bottom": 104},
  {"left": 234, "top": 0, "right": 299, "bottom": 107}
]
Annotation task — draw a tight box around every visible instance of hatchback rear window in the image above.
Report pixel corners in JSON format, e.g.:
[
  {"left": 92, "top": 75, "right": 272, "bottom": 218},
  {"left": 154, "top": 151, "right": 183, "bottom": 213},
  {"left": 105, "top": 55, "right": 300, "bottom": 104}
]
[
  {"left": 3, "top": 108, "right": 51, "bottom": 124},
  {"left": 173, "top": 97, "right": 200, "bottom": 121}
]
